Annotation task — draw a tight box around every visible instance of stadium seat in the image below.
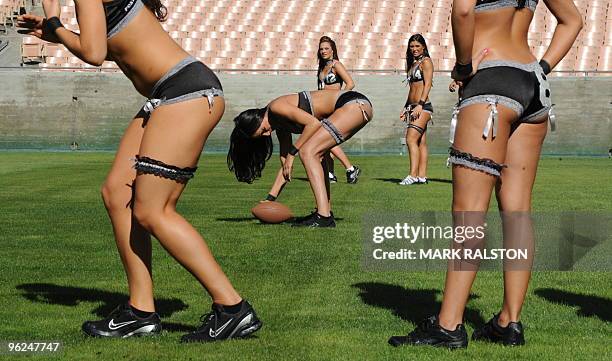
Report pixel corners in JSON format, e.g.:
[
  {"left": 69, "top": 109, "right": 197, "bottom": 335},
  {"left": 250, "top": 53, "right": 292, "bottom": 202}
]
[{"left": 20, "top": 0, "right": 611, "bottom": 75}]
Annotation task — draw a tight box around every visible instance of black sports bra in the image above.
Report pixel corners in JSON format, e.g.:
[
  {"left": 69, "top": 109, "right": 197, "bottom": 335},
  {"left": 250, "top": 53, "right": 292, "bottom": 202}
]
[
  {"left": 407, "top": 57, "right": 428, "bottom": 83},
  {"left": 318, "top": 60, "right": 344, "bottom": 90},
  {"left": 104, "top": 0, "right": 144, "bottom": 38},
  {"left": 475, "top": 0, "right": 538, "bottom": 12}
]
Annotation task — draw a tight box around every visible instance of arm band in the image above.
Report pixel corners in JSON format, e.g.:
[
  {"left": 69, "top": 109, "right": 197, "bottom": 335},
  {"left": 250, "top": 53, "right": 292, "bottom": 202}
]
[
  {"left": 289, "top": 145, "right": 299, "bottom": 156},
  {"left": 265, "top": 194, "right": 277, "bottom": 201},
  {"left": 453, "top": 61, "right": 473, "bottom": 78},
  {"left": 43, "top": 16, "right": 64, "bottom": 35},
  {"left": 539, "top": 59, "right": 551, "bottom": 75},
  {"left": 418, "top": 100, "right": 426, "bottom": 106}
]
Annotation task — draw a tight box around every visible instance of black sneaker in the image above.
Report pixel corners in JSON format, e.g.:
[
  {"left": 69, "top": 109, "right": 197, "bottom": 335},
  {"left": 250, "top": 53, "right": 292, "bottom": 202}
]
[
  {"left": 472, "top": 314, "right": 525, "bottom": 346},
  {"left": 388, "top": 315, "right": 468, "bottom": 349},
  {"left": 292, "top": 212, "right": 336, "bottom": 228},
  {"left": 180, "top": 301, "right": 262, "bottom": 343},
  {"left": 82, "top": 303, "right": 162, "bottom": 338},
  {"left": 346, "top": 166, "right": 361, "bottom": 184},
  {"left": 290, "top": 210, "right": 316, "bottom": 225},
  {"left": 328, "top": 172, "right": 338, "bottom": 183}
]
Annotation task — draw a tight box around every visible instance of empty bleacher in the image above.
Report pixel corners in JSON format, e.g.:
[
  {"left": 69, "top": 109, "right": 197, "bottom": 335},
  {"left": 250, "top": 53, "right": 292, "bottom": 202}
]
[{"left": 16, "top": 0, "right": 612, "bottom": 74}]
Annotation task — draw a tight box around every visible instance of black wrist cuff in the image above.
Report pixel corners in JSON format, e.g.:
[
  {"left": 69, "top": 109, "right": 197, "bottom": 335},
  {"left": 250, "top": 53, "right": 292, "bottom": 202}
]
[
  {"left": 43, "top": 16, "right": 64, "bottom": 35},
  {"left": 453, "top": 61, "right": 473, "bottom": 78},
  {"left": 265, "top": 194, "right": 277, "bottom": 201},
  {"left": 418, "top": 100, "right": 426, "bottom": 106},
  {"left": 289, "top": 145, "right": 299, "bottom": 156},
  {"left": 539, "top": 59, "right": 551, "bottom": 75}
]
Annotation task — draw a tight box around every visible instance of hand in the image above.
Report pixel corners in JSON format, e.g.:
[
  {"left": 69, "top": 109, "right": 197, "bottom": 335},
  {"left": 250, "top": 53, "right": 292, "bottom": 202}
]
[
  {"left": 400, "top": 108, "right": 409, "bottom": 122},
  {"left": 282, "top": 155, "right": 294, "bottom": 182},
  {"left": 449, "top": 80, "right": 462, "bottom": 93},
  {"left": 42, "top": 0, "right": 61, "bottom": 18},
  {"left": 410, "top": 105, "right": 423, "bottom": 121},
  {"left": 451, "top": 48, "right": 490, "bottom": 81},
  {"left": 17, "top": 14, "right": 60, "bottom": 43}
]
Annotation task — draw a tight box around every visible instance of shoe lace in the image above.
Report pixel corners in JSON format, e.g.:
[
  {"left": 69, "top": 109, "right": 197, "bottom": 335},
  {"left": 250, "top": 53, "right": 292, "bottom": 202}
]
[{"left": 197, "top": 311, "right": 216, "bottom": 331}]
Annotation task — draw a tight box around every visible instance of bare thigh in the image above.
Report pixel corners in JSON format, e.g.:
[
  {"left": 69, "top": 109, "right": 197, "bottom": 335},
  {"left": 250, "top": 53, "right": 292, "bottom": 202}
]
[
  {"left": 496, "top": 121, "right": 548, "bottom": 211},
  {"left": 135, "top": 97, "right": 225, "bottom": 208},
  {"left": 103, "top": 117, "right": 146, "bottom": 203},
  {"left": 328, "top": 103, "right": 373, "bottom": 142},
  {"left": 451, "top": 103, "right": 518, "bottom": 210}
]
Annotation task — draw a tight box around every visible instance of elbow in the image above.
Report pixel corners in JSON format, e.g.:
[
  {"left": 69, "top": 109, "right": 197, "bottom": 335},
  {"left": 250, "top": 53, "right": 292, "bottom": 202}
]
[
  {"left": 83, "top": 47, "right": 107, "bottom": 66},
  {"left": 574, "top": 17, "right": 584, "bottom": 33},
  {"left": 452, "top": 2, "right": 472, "bottom": 18},
  {"left": 565, "top": 10, "right": 584, "bottom": 33},
  {"left": 84, "top": 53, "right": 105, "bottom": 66}
]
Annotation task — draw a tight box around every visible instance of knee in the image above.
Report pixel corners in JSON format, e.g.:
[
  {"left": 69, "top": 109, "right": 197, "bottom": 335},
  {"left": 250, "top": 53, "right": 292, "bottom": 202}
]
[
  {"left": 299, "top": 143, "right": 324, "bottom": 161},
  {"left": 132, "top": 200, "right": 164, "bottom": 233},
  {"left": 407, "top": 132, "right": 421, "bottom": 146},
  {"left": 498, "top": 195, "right": 531, "bottom": 212},
  {"left": 101, "top": 178, "right": 131, "bottom": 212}
]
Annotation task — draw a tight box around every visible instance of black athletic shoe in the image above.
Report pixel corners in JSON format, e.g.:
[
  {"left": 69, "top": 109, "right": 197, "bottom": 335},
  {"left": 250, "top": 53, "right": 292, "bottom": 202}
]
[
  {"left": 292, "top": 212, "right": 336, "bottom": 228},
  {"left": 346, "top": 166, "right": 361, "bottom": 184},
  {"left": 292, "top": 210, "right": 318, "bottom": 224},
  {"left": 328, "top": 172, "right": 338, "bottom": 183},
  {"left": 180, "top": 301, "right": 262, "bottom": 343},
  {"left": 472, "top": 314, "right": 525, "bottom": 346},
  {"left": 82, "top": 303, "right": 162, "bottom": 338},
  {"left": 388, "top": 315, "right": 468, "bottom": 349}
]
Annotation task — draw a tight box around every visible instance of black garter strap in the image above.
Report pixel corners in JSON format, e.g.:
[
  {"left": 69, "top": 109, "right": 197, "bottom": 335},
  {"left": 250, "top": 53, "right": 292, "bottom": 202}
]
[
  {"left": 134, "top": 155, "right": 197, "bottom": 183},
  {"left": 407, "top": 123, "right": 426, "bottom": 135},
  {"left": 448, "top": 147, "right": 506, "bottom": 177}
]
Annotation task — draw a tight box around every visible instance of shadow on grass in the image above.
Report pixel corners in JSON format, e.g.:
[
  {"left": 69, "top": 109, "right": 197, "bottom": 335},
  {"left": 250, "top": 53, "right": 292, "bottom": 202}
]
[
  {"left": 353, "top": 282, "right": 485, "bottom": 327},
  {"left": 16, "top": 283, "right": 196, "bottom": 332},
  {"left": 535, "top": 288, "right": 612, "bottom": 322},
  {"left": 374, "top": 178, "right": 452, "bottom": 185},
  {"left": 375, "top": 178, "right": 402, "bottom": 184},
  {"left": 428, "top": 178, "right": 453, "bottom": 184},
  {"left": 216, "top": 217, "right": 256, "bottom": 222}
]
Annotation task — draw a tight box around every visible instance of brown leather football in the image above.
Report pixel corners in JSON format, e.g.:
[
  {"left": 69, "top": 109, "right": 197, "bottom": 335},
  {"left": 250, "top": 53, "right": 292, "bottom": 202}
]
[{"left": 251, "top": 201, "right": 293, "bottom": 224}]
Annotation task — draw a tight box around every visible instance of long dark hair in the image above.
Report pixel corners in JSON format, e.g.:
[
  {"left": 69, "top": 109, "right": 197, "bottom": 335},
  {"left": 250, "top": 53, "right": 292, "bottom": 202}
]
[
  {"left": 317, "top": 36, "right": 340, "bottom": 86},
  {"left": 227, "top": 108, "right": 273, "bottom": 183},
  {"left": 143, "top": 0, "right": 168, "bottom": 21},
  {"left": 517, "top": 0, "right": 527, "bottom": 8},
  {"left": 405, "top": 34, "right": 430, "bottom": 78}
]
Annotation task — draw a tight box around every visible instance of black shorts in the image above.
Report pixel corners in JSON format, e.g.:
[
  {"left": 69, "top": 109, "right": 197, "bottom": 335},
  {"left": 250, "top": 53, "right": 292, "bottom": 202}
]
[
  {"left": 403, "top": 100, "right": 434, "bottom": 114},
  {"left": 450, "top": 60, "right": 553, "bottom": 142},
  {"left": 335, "top": 90, "right": 373, "bottom": 110},
  {"left": 136, "top": 56, "right": 223, "bottom": 124}
]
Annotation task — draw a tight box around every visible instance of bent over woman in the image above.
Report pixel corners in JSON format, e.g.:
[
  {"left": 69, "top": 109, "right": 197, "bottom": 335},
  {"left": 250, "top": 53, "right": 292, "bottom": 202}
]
[{"left": 228, "top": 90, "right": 373, "bottom": 227}]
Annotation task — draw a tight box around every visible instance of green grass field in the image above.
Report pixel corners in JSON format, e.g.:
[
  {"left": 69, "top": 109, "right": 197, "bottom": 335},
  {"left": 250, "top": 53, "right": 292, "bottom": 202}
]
[{"left": 0, "top": 152, "right": 610, "bottom": 360}]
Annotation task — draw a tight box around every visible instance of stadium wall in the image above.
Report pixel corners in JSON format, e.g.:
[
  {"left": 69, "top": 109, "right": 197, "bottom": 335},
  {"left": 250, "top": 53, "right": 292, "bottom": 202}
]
[{"left": 0, "top": 70, "right": 610, "bottom": 155}]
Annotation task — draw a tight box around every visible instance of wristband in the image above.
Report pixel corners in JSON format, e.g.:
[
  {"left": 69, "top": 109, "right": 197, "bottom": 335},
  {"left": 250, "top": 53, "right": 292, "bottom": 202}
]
[
  {"left": 289, "top": 145, "right": 299, "bottom": 156},
  {"left": 418, "top": 100, "right": 426, "bottom": 106},
  {"left": 539, "top": 59, "right": 551, "bottom": 75},
  {"left": 453, "top": 61, "right": 473, "bottom": 78},
  {"left": 265, "top": 194, "right": 277, "bottom": 201},
  {"left": 43, "top": 16, "right": 64, "bottom": 35}
]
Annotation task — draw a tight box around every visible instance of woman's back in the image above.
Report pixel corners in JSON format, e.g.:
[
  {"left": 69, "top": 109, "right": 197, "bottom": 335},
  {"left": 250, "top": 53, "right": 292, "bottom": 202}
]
[{"left": 473, "top": 4, "right": 536, "bottom": 63}]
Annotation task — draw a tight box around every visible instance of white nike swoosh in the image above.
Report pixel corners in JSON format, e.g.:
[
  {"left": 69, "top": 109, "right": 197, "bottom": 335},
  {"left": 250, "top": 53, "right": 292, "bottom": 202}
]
[
  {"left": 208, "top": 319, "right": 233, "bottom": 338},
  {"left": 108, "top": 319, "right": 138, "bottom": 330}
]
